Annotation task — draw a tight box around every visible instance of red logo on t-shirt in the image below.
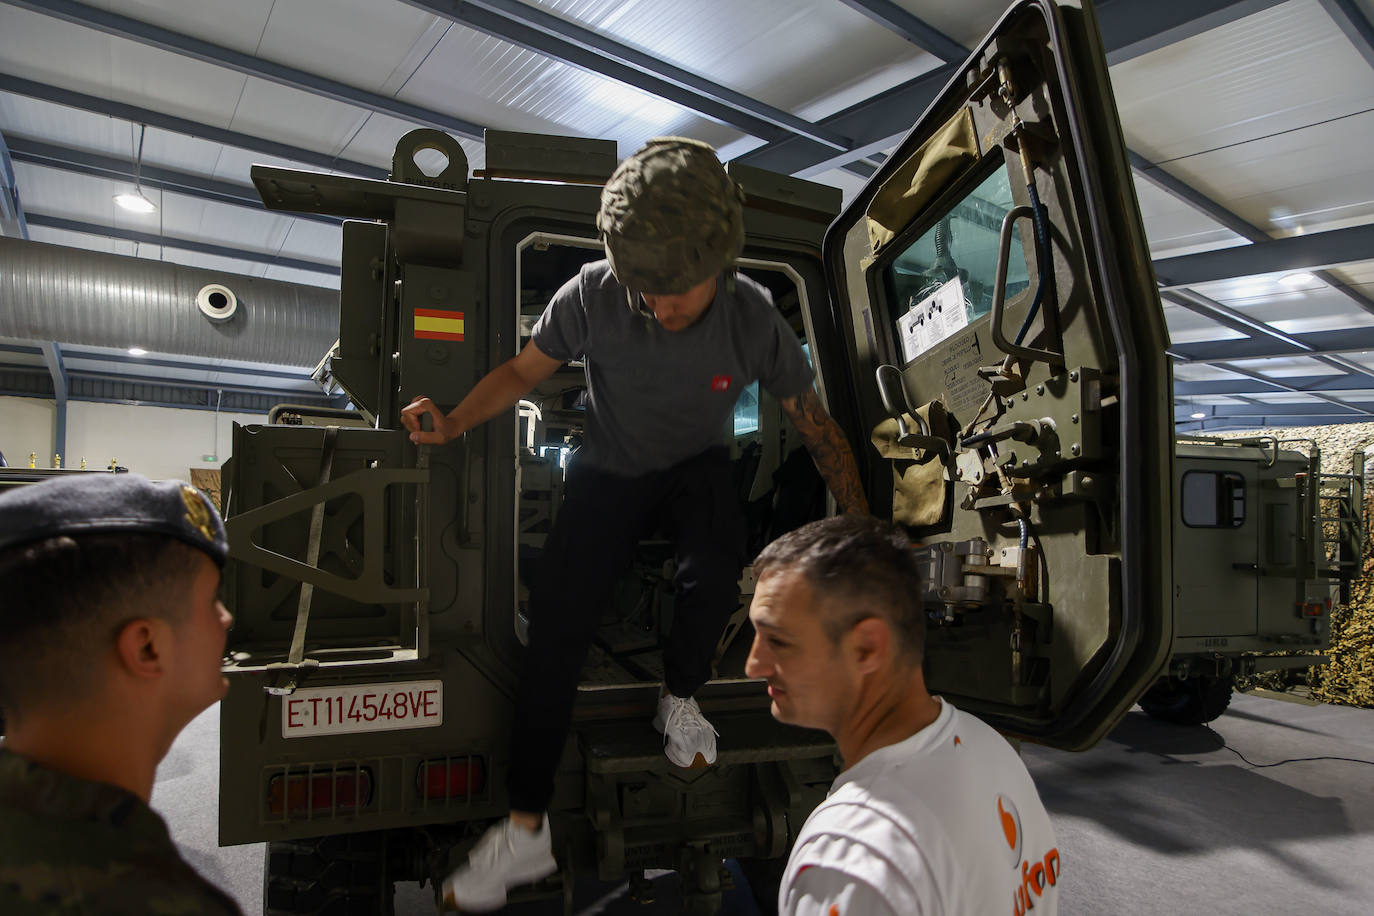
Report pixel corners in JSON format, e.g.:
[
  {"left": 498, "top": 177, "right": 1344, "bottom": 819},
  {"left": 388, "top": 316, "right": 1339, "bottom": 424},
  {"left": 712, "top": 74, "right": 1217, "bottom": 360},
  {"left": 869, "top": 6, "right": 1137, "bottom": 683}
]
[{"left": 710, "top": 375, "right": 732, "bottom": 392}]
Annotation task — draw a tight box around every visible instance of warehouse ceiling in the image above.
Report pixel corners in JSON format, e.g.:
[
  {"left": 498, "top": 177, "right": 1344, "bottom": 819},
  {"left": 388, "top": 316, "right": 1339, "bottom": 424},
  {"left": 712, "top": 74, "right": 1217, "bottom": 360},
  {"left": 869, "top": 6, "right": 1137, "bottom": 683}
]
[{"left": 1, "top": 0, "right": 1372, "bottom": 431}]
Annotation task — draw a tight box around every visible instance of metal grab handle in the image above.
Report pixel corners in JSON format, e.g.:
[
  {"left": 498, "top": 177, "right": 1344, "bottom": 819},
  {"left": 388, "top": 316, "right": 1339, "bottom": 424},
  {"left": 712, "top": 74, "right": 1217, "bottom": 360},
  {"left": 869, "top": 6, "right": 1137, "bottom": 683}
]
[
  {"left": 875, "top": 365, "right": 950, "bottom": 461},
  {"left": 990, "top": 205, "right": 1062, "bottom": 366}
]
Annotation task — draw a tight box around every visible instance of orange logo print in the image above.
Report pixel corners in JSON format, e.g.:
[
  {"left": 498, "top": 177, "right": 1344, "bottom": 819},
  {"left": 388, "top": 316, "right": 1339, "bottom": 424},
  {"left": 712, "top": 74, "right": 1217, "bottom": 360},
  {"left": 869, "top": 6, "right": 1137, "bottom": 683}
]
[
  {"left": 999, "top": 793, "right": 1059, "bottom": 914},
  {"left": 997, "top": 794, "right": 1022, "bottom": 865},
  {"left": 1011, "top": 848, "right": 1060, "bottom": 915}
]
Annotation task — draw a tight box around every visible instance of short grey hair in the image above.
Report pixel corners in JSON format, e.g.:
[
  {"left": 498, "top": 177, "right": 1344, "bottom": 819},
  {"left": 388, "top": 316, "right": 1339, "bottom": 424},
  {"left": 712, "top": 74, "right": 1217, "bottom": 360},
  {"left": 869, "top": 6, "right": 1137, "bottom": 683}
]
[{"left": 753, "top": 515, "right": 925, "bottom": 664}]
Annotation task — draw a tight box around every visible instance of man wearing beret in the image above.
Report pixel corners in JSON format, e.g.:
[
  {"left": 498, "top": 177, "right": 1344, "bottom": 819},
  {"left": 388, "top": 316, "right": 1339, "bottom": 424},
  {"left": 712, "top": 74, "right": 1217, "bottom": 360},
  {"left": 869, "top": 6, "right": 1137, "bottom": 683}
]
[{"left": 0, "top": 473, "right": 243, "bottom": 916}]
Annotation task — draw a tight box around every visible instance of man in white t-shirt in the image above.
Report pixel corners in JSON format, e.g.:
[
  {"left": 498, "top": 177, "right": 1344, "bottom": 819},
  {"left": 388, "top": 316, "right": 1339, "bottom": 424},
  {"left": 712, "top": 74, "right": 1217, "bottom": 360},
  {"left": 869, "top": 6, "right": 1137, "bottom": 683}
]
[{"left": 746, "top": 515, "right": 1060, "bottom": 916}]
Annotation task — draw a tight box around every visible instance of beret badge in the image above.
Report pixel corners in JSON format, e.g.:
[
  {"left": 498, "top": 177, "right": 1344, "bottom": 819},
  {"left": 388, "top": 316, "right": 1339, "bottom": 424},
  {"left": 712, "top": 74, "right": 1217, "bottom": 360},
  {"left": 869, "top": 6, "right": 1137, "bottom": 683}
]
[{"left": 181, "top": 485, "right": 216, "bottom": 544}]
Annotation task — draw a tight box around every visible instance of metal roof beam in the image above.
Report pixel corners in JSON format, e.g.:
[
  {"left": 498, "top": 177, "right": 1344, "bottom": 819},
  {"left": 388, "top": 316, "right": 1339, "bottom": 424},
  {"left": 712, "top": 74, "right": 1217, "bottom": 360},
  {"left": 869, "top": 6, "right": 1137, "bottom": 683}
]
[
  {"left": 398, "top": 0, "right": 850, "bottom": 150},
  {"left": 1163, "top": 289, "right": 1307, "bottom": 348},
  {"left": 1129, "top": 151, "right": 1267, "bottom": 242},
  {"left": 0, "top": 342, "right": 316, "bottom": 382},
  {"left": 0, "top": 75, "right": 388, "bottom": 180},
  {"left": 1100, "top": 0, "right": 1286, "bottom": 64},
  {"left": 0, "top": 362, "right": 326, "bottom": 400},
  {"left": 24, "top": 213, "right": 340, "bottom": 277},
  {"left": 0, "top": 370, "right": 340, "bottom": 413},
  {"left": 1171, "top": 333, "right": 1374, "bottom": 363},
  {"left": 1176, "top": 402, "right": 1373, "bottom": 418},
  {"left": 1318, "top": 0, "right": 1374, "bottom": 70},
  {"left": 1132, "top": 150, "right": 1374, "bottom": 316},
  {"left": 831, "top": 0, "right": 967, "bottom": 63},
  {"left": 62, "top": 369, "right": 320, "bottom": 399},
  {"left": 738, "top": 0, "right": 1285, "bottom": 176},
  {"left": 1203, "top": 361, "right": 1374, "bottom": 416},
  {"left": 1179, "top": 413, "right": 1373, "bottom": 432},
  {"left": 1154, "top": 224, "right": 1374, "bottom": 291},
  {"left": 1161, "top": 289, "right": 1374, "bottom": 379},
  {"left": 1175, "top": 375, "right": 1374, "bottom": 395},
  {"left": 6, "top": 136, "right": 342, "bottom": 226},
  {"left": 3, "top": 0, "right": 487, "bottom": 141}
]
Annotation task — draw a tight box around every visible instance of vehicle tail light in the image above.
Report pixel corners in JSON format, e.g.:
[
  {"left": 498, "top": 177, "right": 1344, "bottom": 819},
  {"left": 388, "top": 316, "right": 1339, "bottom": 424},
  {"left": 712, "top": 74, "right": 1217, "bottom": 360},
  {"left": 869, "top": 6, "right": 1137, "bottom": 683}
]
[
  {"left": 266, "top": 768, "right": 372, "bottom": 816},
  {"left": 418, "top": 757, "right": 487, "bottom": 800},
  {"left": 1296, "top": 601, "right": 1324, "bottom": 618}
]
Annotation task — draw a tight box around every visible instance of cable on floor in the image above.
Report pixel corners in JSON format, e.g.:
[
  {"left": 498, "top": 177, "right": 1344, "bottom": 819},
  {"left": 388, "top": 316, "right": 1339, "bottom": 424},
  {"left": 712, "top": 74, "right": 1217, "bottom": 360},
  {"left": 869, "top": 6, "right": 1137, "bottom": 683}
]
[{"left": 1204, "top": 726, "right": 1374, "bottom": 769}]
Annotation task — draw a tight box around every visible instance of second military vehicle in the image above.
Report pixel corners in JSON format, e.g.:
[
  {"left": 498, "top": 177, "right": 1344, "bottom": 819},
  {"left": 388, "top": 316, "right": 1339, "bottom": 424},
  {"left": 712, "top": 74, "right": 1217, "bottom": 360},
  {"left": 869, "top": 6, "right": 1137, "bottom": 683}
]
[{"left": 1136, "top": 435, "right": 1357, "bottom": 724}]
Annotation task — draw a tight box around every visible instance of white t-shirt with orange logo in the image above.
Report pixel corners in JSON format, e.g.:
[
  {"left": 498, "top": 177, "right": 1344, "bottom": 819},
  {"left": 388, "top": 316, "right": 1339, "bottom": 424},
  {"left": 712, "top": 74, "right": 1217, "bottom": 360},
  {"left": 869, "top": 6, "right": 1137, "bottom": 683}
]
[{"left": 779, "top": 699, "right": 1059, "bottom": 916}]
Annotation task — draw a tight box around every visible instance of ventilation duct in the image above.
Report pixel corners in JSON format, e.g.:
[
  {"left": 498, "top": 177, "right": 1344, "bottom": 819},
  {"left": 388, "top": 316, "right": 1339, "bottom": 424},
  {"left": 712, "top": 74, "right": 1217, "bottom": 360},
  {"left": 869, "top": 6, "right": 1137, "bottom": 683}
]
[{"left": 0, "top": 237, "right": 337, "bottom": 368}]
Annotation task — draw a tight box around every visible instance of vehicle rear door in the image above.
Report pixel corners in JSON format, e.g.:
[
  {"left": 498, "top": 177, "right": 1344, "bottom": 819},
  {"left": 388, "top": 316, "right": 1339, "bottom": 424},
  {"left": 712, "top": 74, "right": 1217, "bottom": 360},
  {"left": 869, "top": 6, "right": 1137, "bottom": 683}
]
[{"left": 814, "top": 0, "right": 1172, "bottom": 749}]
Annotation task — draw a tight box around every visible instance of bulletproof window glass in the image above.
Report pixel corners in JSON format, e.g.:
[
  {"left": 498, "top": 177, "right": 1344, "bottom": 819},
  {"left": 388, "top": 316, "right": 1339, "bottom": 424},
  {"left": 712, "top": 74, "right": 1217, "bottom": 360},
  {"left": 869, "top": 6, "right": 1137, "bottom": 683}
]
[
  {"left": 1181, "top": 471, "right": 1246, "bottom": 528},
  {"left": 880, "top": 161, "right": 1029, "bottom": 365}
]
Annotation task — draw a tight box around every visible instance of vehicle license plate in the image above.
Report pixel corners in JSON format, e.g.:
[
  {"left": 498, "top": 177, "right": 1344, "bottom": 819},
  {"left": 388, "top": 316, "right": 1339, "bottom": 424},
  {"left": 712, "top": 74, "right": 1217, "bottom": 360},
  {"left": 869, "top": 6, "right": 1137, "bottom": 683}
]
[{"left": 281, "top": 679, "right": 443, "bottom": 738}]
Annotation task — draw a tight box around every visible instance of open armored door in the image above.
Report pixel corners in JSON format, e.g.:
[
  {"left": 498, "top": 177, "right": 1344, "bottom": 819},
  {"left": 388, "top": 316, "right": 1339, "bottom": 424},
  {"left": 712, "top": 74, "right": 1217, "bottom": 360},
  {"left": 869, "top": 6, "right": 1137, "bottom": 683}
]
[{"left": 817, "top": 0, "right": 1172, "bottom": 749}]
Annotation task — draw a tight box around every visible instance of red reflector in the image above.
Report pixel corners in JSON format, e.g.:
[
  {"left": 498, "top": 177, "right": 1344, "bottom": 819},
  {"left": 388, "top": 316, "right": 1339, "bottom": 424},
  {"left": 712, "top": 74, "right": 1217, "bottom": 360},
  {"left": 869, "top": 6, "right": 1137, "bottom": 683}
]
[
  {"left": 418, "top": 757, "right": 487, "bottom": 800},
  {"left": 266, "top": 769, "right": 372, "bottom": 816}
]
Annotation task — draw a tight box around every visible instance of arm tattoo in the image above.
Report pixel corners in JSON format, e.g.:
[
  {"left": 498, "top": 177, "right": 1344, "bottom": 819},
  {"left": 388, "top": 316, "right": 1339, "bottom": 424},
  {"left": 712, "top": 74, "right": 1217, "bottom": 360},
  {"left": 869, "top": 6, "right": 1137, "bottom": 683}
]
[{"left": 783, "top": 388, "right": 870, "bottom": 515}]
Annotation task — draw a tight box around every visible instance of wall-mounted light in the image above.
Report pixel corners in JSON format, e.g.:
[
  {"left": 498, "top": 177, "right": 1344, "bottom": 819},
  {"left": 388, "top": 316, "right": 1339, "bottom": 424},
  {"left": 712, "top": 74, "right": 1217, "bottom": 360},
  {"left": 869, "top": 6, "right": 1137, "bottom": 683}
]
[{"left": 113, "top": 124, "right": 157, "bottom": 215}]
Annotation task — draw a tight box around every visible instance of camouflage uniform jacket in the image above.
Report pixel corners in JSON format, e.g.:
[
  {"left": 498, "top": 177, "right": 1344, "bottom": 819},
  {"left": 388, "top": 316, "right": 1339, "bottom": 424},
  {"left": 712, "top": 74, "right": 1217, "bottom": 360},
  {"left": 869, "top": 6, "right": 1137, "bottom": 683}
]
[{"left": 0, "top": 748, "right": 243, "bottom": 915}]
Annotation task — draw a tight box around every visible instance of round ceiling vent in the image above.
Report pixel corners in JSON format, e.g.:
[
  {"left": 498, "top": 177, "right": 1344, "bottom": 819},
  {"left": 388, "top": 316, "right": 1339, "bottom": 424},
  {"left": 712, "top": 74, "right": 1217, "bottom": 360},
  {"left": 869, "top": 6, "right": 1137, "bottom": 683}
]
[{"left": 197, "top": 284, "right": 238, "bottom": 321}]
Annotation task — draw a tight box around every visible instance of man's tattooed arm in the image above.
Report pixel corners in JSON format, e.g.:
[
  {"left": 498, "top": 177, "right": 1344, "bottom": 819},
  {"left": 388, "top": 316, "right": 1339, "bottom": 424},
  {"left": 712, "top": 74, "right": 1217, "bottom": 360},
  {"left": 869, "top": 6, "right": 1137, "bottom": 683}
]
[{"left": 780, "top": 388, "right": 870, "bottom": 515}]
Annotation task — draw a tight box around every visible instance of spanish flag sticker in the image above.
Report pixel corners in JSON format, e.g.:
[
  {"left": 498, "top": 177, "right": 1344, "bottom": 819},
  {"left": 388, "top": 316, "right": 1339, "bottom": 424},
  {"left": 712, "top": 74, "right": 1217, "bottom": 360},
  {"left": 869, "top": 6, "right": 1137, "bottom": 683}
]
[{"left": 414, "top": 308, "right": 465, "bottom": 341}]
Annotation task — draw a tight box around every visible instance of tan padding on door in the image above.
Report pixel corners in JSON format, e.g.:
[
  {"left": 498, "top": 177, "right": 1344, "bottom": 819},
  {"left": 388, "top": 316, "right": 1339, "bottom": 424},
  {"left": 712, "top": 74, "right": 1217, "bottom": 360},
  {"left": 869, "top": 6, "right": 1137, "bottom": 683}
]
[
  {"left": 871, "top": 401, "right": 952, "bottom": 527},
  {"left": 866, "top": 107, "right": 979, "bottom": 254}
]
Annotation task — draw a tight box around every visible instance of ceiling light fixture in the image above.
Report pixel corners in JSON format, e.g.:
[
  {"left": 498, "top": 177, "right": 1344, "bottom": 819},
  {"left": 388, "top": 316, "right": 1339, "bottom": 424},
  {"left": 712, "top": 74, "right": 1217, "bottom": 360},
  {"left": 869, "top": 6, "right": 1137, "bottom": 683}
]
[
  {"left": 1279, "top": 272, "right": 1316, "bottom": 287},
  {"left": 1190, "top": 410, "right": 1206, "bottom": 420},
  {"left": 114, "top": 192, "right": 156, "bottom": 213},
  {"left": 113, "top": 124, "right": 157, "bottom": 215},
  {"left": 127, "top": 347, "right": 148, "bottom": 356}
]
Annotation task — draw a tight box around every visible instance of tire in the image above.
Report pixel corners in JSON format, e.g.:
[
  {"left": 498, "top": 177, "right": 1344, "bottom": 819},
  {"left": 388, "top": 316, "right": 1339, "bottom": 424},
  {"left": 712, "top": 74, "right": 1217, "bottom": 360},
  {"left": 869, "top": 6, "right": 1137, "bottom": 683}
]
[
  {"left": 263, "top": 831, "right": 394, "bottom": 916},
  {"left": 1138, "top": 675, "right": 1233, "bottom": 725}
]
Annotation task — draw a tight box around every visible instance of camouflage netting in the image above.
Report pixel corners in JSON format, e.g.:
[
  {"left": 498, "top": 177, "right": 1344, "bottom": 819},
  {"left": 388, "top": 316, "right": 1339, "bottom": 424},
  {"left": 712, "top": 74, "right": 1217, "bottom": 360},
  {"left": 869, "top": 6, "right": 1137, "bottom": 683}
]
[{"left": 1211, "top": 423, "right": 1374, "bottom": 707}]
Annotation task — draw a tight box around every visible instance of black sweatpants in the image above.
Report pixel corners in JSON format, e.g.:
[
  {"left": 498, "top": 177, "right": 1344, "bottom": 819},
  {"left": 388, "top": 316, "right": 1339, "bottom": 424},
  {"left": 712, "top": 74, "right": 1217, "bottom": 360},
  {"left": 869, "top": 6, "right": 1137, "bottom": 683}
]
[{"left": 506, "top": 447, "right": 746, "bottom": 814}]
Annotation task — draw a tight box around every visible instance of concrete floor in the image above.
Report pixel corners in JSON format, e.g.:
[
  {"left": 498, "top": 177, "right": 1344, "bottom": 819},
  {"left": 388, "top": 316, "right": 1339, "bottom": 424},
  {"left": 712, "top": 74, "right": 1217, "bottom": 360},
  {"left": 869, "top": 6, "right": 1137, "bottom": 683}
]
[{"left": 152, "top": 691, "right": 1374, "bottom": 914}]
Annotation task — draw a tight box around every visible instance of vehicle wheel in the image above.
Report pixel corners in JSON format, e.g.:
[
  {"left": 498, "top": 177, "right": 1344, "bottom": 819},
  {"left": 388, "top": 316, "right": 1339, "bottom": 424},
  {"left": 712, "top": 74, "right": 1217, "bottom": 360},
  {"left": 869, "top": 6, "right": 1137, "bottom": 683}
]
[
  {"left": 263, "top": 831, "right": 394, "bottom": 916},
  {"left": 1138, "top": 675, "right": 1233, "bottom": 725}
]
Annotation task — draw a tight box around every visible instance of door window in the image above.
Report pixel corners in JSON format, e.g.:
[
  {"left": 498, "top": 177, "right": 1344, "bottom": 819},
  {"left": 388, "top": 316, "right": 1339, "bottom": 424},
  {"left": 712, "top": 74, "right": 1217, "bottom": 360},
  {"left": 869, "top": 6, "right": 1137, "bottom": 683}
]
[
  {"left": 1181, "top": 471, "right": 1246, "bottom": 528},
  {"left": 880, "top": 162, "right": 1029, "bottom": 364}
]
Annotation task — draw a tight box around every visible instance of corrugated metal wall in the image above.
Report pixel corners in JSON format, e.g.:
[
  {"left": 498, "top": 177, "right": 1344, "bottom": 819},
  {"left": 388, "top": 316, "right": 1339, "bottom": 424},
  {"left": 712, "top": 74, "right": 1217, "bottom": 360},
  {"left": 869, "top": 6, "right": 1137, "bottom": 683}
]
[{"left": 0, "top": 237, "right": 337, "bottom": 367}]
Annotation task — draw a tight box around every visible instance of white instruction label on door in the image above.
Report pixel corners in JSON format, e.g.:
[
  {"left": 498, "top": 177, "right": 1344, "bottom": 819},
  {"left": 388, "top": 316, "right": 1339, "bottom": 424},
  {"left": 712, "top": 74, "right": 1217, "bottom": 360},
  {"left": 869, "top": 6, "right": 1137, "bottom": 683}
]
[{"left": 897, "top": 276, "right": 967, "bottom": 363}]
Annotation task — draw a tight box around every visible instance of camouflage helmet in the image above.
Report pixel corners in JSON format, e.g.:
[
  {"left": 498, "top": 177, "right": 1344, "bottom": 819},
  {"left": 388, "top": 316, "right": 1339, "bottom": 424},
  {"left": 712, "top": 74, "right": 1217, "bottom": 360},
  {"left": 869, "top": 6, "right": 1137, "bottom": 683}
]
[{"left": 597, "top": 137, "right": 746, "bottom": 295}]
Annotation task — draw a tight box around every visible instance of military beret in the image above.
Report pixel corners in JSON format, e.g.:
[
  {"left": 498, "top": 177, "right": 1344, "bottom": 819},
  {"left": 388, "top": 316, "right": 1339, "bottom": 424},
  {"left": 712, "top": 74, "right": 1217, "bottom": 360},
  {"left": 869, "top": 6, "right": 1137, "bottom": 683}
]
[{"left": 0, "top": 472, "right": 228, "bottom": 567}]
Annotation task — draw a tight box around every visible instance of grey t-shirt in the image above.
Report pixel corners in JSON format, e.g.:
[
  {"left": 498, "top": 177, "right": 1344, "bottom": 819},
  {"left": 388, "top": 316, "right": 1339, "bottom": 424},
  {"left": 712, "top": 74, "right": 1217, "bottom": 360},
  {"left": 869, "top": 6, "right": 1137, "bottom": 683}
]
[{"left": 532, "top": 260, "right": 813, "bottom": 476}]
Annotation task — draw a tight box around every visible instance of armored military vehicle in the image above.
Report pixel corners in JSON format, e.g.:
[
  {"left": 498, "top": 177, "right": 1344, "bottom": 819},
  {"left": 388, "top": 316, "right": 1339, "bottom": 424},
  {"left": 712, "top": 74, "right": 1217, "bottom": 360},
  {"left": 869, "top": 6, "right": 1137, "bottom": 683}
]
[
  {"left": 1136, "top": 435, "right": 1357, "bottom": 724},
  {"left": 216, "top": 0, "right": 1178, "bottom": 911}
]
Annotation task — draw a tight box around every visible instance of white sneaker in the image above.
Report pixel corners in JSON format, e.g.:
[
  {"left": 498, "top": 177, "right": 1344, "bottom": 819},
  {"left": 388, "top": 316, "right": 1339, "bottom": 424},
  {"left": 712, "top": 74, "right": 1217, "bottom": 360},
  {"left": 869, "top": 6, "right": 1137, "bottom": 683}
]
[
  {"left": 441, "top": 816, "right": 556, "bottom": 912},
  {"left": 652, "top": 692, "right": 719, "bottom": 768}
]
